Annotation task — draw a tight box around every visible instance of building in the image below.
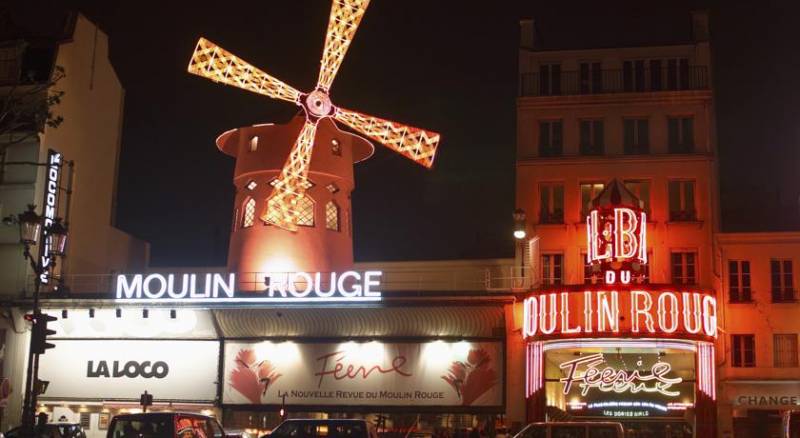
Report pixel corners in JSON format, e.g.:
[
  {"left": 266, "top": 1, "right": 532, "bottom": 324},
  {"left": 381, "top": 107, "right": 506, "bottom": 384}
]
[
  {"left": 715, "top": 232, "right": 800, "bottom": 437},
  {"left": 514, "top": 10, "right": 718, "bottom": 437},
  {"left": 0, "top": 11, "right": 149, "bottom": 429}
]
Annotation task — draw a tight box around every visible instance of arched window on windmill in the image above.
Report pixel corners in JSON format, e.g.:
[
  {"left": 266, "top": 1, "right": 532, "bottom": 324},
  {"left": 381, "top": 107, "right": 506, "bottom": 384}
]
[
  {"left": 325, "top": 201, "right": 340, "bottom": 231},
  {"left": 295, "top": 195, "right": 315, "bottom": 227},
  {"left": 242, "top": 197, "right": 256, "bottom": 228}
]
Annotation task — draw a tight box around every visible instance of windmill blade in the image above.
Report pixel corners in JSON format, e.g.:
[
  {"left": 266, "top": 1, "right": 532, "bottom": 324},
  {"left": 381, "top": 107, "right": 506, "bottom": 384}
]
[
  {"left": 261, "top": 120, "right": 319, "bottom": 231},
  {"left": 188, "top": 37, "right": 301, "bottom": 104},
  {"left": 334, "top": 107, "right": 440, "bottom": 168},
  {"left": 316, "top": 0, "right": 371, "bottom": 92}
]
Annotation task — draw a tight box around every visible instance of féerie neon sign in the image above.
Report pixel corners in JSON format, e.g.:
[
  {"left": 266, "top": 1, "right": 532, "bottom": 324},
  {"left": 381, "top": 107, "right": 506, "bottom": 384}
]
[{"left": 560, "top": 353, "right": 682, "bottom": 397}]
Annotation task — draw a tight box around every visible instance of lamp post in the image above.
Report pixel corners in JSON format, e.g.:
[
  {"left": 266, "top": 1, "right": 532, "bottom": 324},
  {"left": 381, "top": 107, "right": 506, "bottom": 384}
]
[
  {"left": 513, "top": 209, "right": 527, "bottom": 285},
  {"left": 15, "top": 204, "right": 68, "bottom": 437}
]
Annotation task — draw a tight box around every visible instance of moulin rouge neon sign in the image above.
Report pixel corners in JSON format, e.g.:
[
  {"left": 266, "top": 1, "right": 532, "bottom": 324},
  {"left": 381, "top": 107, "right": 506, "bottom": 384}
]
[
  {"left": 560, "top": 353, "right": 682, "bottom": 397},
  {"left": 523, "top": 289, "right": 717, "bottom": 340},
  {"left": 114, "top": 271, "right": 382, "bottom": 303},
  {"left": 587, "top": 207, "right": 647, "bottom": 284}
]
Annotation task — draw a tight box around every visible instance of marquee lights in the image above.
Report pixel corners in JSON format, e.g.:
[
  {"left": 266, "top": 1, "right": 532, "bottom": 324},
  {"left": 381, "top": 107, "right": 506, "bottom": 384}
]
[
  {"left": 559, "top": 353, "right": 683, "bottom": 397},
  {"left": 522, "top": 289, "right": 717, "bottom": 340},
  {"left": 115, "top": 271, "right": 383, "bottom": 303}
]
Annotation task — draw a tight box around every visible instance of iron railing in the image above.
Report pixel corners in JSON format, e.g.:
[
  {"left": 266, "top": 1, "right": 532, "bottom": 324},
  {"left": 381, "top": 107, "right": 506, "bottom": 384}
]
[{"left": 520, "top": 66, "right": 709, "bottom": 97}]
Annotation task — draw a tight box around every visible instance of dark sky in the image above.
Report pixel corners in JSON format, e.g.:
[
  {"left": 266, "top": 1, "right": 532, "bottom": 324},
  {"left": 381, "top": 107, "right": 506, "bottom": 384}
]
[{"left": 11, "top": 1, "right": 800, "bottom": 267}]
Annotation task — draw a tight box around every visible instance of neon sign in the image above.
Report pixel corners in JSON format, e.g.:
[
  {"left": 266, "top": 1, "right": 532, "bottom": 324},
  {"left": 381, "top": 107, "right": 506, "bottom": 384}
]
[
  {"left": 559, "top": 353, "right": 682, "bottom": 397},
  {"left": 585, "top": 180, "right": 648, "bottom": 285},
  {"left": 115, "top": 271, "right": 382, "bottom": 303},
  {"left": 523, "top": 289, "right": 717, "bottom": 340},
  {"left": 40, "top": 149, "right": 62, "bottom": 284}
]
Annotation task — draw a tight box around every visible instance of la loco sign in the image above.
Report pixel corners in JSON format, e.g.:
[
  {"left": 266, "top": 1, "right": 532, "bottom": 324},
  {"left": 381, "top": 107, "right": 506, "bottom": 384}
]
[{"left": 523, "top": 288, "right": 717, "bottom": 342}]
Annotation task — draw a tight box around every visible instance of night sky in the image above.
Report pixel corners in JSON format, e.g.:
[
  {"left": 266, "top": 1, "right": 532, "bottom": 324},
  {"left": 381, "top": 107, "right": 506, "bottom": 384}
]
[{"left": 9, "top": 1, "right": 800, "bottom": 267}]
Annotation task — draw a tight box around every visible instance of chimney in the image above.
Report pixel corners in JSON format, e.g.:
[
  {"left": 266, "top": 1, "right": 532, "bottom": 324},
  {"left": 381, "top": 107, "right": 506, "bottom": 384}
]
[
  {"left": 690, "top": 10, "right": 709, "bottom": 42},
  {"left": 519, "top": 18, "right": 537, "bottom": 49}
]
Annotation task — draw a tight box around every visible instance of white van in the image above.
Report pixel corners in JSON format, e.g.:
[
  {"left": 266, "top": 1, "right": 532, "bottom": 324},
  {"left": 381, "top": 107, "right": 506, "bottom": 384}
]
[{"left": 514, "top": 422, "right": 625, "bottom": 438}]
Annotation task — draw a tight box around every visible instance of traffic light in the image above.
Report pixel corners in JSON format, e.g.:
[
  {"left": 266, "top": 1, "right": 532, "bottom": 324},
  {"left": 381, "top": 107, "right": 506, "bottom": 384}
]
[{"left": 31, "top": 311, "right": 57, "bottom": 355}]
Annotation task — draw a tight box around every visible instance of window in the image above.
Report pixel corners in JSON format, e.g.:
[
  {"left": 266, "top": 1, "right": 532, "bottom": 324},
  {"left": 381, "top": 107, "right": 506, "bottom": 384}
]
[
  {"left": 666, "top": 58, "right": 690, "bottom": 90},
  {"left": 541, "top": 254, "right": 563, "bottom": 286},
  {"left": 295, "top": 196, "right": 315, "bottom": 227},
  {"left": 331, "top": 138, "right": 342, "bottom": 156},
  {"left": 517, "top": 424, "right": 546, "bottom": 438},
  {"left": 79, "top": 412, "right": 91, "bottom": 429},
  {"left": 623, "top": 60, "right": 646, "bottom": 92},
  {"left": 539, "top": 183, "right": 564, "bottom": 224},
  {"left": 325, "top": 201, "right": 339, "bottom": 231},
  {"left": 551, "top": 426, "right": 583, "bottom": 438},
  {"left": 771, "top": 259, "right": 795, "bottom": 302},
  {"left": 668, "top": 180, "right": 696, "bottom": 221},
  {"left": 582, "top": 252, "right": 596, "bottom": 285},
  {"left": 671, "top": 251, "right": 697, "bottom": 285},
  {"left": 729, "top": 260, "right": 752, "bottom": 302},
  {"left": 538, "top": 120, "right": 563, "bottom": 157},
  {"left": 242, "top": 198, "right": 256, "bottom": 228},
  {"left": 579, "top": 120, "right": 604, "bottom": 155},
  {"left": 249, "top": 136, "right": 259, "bottom": 152},
  {"left": 668, "top": 117, "right": 694, "bottom": 153},
  {"left": 539, "top": 64, "right": 561, "bottom": 96},
  {"left": 579, "top": 62, "right": 602, "bottom": 94},
  {"left": 623, "top": 119, "right": 649, "bottom": 154},
  {"left": 590, "top": 427, "right": 622, "bottom": 438},
  {"left": 624, "top": 180, "right": 651, "bottom": 215},
  {"left": 624, "top": 58, "right": 689, "bottom": 92},
  {"left": 580, "top": 182, "right": 604, "bottom": 218},
  {"left": 732, "top": 334, "right": 755, "bottom": 367},
  {"left": 774, "top": 334, "right": 799, "bottom": 367}
]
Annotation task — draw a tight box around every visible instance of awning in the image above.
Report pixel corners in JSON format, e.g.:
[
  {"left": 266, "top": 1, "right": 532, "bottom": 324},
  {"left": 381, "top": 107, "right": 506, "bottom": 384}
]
[{"left": 214, "top": 305, "right": 505, "bottom": 338}]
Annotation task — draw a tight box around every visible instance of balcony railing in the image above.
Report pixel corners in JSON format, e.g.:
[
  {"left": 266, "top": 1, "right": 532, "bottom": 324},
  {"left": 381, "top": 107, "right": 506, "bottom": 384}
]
[{"left": 520, "top": 66, "right": 709, "bottom": 97}]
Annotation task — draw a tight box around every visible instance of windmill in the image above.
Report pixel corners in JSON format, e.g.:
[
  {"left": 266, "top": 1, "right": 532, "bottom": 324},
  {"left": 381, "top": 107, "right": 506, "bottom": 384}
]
[{"left": 187, "top": 0, "right": 441, "bottom": 233}]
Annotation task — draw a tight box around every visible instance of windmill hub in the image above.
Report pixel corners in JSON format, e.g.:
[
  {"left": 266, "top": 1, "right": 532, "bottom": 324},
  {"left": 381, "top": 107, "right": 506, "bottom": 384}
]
[{"left": 304, "top": 89, "right": 334, "bottom": 119}]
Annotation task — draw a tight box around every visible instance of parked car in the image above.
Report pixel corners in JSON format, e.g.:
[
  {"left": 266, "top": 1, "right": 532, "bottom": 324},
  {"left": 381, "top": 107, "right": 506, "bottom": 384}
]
[
  {"left": 6, "top": 422, "right": 87, "bottom": 438},
  {"left": 265, "top": 419, "right": 378, "bottom": 438},
  {"left": 513, "top": 422, "right": 625, "bottom": 438},
  {"left": 107, "top": 413, "right": 226, "bottom": 438}
]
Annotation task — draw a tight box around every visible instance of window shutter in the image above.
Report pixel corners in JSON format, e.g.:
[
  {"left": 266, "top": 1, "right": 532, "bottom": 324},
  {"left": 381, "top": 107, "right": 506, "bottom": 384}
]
[
  {"left": 623, "top": 120, "right": 634, "bottom": 148},
  {"left": 679, "top": 58, "right": 690, "bottom": 89},
  {"left": 638, "top": 120, "right": 649, "bottom": 147},
  {"left": 593, "top": 121, "right": 604, "bottom": 150},
  {"left": 551, "top": 64, "right": 561, "bottom": 95},
  {"left": 650, "top": 59, "right": 662, "bottom": 90},
  {"left": 623, "top": 61, "right": 633, "bottom": 92},
  {"left": 552, "top": 121, "right": 563, "bottom": 148},
  {"left": 580, "top": 121, "right": 591, "bottom": 147},
  {"left": 668, "top": 118, "right": 679, "bottom": 148}
]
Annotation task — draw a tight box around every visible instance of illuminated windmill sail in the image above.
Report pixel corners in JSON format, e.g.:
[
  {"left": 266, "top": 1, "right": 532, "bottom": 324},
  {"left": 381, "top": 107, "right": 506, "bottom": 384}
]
[{"left": 187, "top": 0, "right": 441, "bottom": 231}]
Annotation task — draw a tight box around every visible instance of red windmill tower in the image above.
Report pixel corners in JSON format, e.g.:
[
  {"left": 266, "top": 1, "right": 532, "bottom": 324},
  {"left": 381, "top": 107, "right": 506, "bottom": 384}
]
[{"left": 187, "top": 0, "right": 441, "bottom": 279}]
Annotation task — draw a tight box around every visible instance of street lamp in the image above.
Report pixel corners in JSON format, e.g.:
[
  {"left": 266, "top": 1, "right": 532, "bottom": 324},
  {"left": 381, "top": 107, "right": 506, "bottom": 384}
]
[
  {"left": 14, "top": 205, "right": 69, "bottom": 437},
  {"left": 513, "top": 208, "right": 527, "bottom": 240},
  {"left": 47, "top": 218, "right": 69, "bottom": 256},
  {"left": 513, "top": 209, "right": 527, "bottom": 287},
  {"left": 17, "top": 205, "right": 42, "bottom": 246}
]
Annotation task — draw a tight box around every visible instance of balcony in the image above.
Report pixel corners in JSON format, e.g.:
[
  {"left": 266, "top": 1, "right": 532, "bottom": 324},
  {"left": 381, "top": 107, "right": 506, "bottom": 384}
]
[{"left": 520, "top": 66, "right": 709, "bottom": 97}]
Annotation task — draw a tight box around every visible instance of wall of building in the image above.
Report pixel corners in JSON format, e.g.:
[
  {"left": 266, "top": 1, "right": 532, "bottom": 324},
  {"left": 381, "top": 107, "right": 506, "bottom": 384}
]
[{"left": 715, "top": 232, "right": 800, "bottom": 436}]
